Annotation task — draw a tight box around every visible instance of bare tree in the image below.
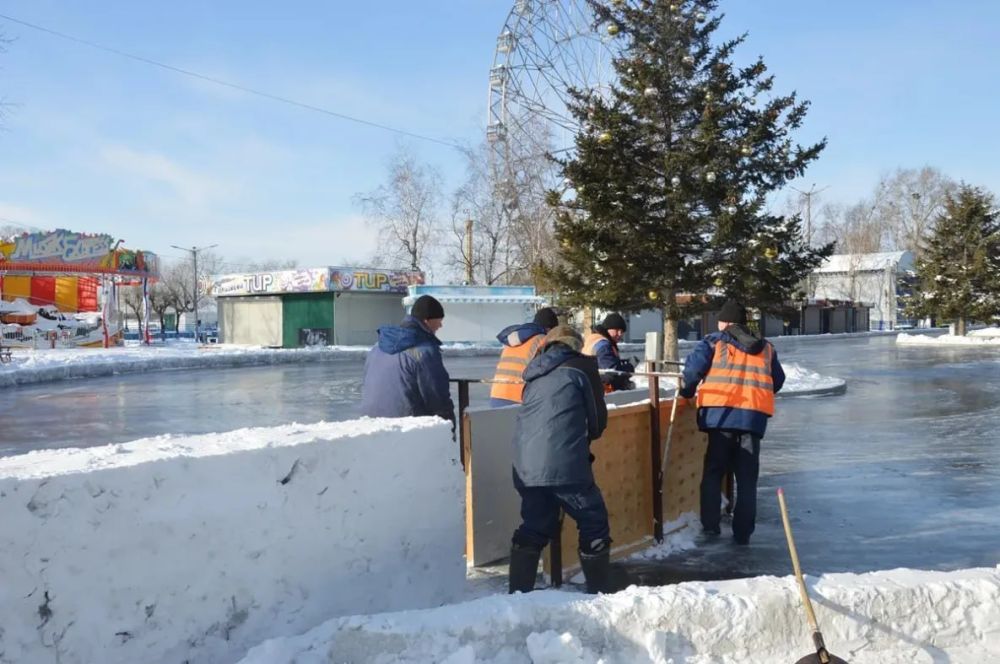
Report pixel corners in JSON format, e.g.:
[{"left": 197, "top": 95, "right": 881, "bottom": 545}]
[
  {"left": 873, "top": 167, "right": 956, "bottom": 256},
  {"left": 230, "top": 258, "right": 300, "bottom": 271},
  {"left": 168, "top": 251, "right": 223, "bottom": 327},
  {"left": 0, "top": 31, "right": 12, "bottom": 127},
  {"left": 815, "top": 201, "right": 885, "bottom": 255},
  {"left": 121, "top": 286, "right": 145, "bottom": 337},
  {"left": 447, "top": 143, "right": 516, "bottom": 284},
  {"left": 148, "top": 282, "right": 173, "bottom": 338},
  {"left": 354, "top": 146, "right": 442, "bottom": 272}
]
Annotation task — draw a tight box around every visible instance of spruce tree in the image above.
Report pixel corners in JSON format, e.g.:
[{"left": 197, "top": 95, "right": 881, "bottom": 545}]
[
  {"left": 910, "top": 185, "right": 1000, "bottom": 336},
  {"left": 542, "top": 0, "right": 830, "bottom": 358}
]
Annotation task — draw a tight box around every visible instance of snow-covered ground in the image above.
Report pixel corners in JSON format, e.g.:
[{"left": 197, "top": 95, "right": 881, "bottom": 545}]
[
  {"left": 897, "top": 329, "right": 1000, "bottom": 346},
  {"left": 240, "top": 566, "right": 1000, "bottom": 664}
]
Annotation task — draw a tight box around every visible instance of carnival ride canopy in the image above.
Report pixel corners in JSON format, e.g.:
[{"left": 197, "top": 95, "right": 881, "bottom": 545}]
[{"left": 0, "top": 229, "right": 160, "bottom": 313}]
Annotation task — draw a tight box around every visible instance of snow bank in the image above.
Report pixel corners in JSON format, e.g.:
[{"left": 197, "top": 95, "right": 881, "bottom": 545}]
[
  {"left": 0, "top": 418, "right": 465, "bottom": 664},
  {"left": 0, "top": 341, "right": 508, "bottom": 388},
  {"left": 897, "top": 332, "right": 1000, "bottom": 346},
  {"left": 240, "top": 566, "right": 1000, "bottom": 663}
]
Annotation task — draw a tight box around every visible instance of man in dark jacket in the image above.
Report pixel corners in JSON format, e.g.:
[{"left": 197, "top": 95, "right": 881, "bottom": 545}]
[
  {"left": 490, "top": 307, "right": 560, "bottom": 407},
  {"left": 582, "top": 313, "right": 635, "bottom": 392},
  {"left": 508, "top": 325, "right": 611, "bottom": 594},
  {"left": 360, "top": 295, "right": 455, "bottom": 423},
  {"left": 680, "top": 299, "right": 785, "bottom": 545}
]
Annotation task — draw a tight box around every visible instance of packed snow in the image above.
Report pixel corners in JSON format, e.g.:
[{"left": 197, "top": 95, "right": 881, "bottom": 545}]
[
  {"left": 897, "top": 331, "right": 1000, "bottom": 346},
  {"left": 239, "top": 566, "right": 1000, "bottom": 664},
  {"left": 0, "top": 418, "right": 465, "bottom": 664}
]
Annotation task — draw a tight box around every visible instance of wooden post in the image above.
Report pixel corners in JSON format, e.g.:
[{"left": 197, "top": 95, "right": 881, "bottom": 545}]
[
  {"left": 457, "top": 380, "right": 470, "bottom": 470},
  {"left": 647, "top": 359, "right": 664, "bottom": 542},
  {"left": 550, "top": 512, "right": 563, "bottom": 588}
]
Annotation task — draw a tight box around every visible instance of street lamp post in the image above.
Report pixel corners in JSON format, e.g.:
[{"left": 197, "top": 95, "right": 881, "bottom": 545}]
[{"left": 170, "top": 244, "right": 218, "bottom": 340}]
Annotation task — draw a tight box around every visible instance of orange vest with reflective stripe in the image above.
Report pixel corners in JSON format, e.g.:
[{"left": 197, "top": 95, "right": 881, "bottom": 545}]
[
  {"left": 582, "top": 332, "right": 617, "bottom": 394},
  {"left": 582, "top": 332, "right": 617, "bottom": 358},
  {"left": 697, "top": 340, "right": 775, "bottom": 416},
  {"left": 490, "top": 334, "right": 546, "bottom": 403}
]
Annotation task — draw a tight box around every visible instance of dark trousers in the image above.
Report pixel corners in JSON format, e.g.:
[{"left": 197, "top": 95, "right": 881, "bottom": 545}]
[
  {"left": 700, "top": 430, "right": 761, "bottom": 540},
  {"left": 512, "top": 471, "right": 611, "bottom": 554}
]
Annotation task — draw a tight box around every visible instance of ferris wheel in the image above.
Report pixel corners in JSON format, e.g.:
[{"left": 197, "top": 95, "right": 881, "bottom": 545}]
[{"left": 487, "top": 0, "right": 621, "bottom": 184}]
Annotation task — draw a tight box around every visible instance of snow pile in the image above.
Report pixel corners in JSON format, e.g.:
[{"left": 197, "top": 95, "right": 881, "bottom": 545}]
[
  {"left": 968, "top": 326, "right": 1000, "bottom": 338},
  {"left": 897, "top": 332, "right": 1000, "bottom": 346},
  {"left": 628, "top": 512, "right": 700, "bottom": 561},
  {"left": 0, "top": 341, "right": 507, "bottom": 388},
  {"left": 779, "top": 362, "right": 847, "bottom": 396},
  {"left": 240, "top": 566, "right": 1000, "bottom": 663},
  {"left": 0, "top": 418, "right": 465, "bottom": 664}
]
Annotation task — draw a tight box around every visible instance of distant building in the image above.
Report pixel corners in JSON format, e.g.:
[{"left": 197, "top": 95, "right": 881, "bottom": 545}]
[
  {"left": 403, "top": 285, "right": 546, "bottom": 344},
  {"left": 211, "top": 267, "right": 424, "bottom": 347},
  {"left": 810, "top": 251, "right": 914, "bottom": 330}
]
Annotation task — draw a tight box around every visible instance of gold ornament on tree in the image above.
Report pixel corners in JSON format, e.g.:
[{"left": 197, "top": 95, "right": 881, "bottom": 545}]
[
  {"left": 598, "top": 131, "right": 613, "bottom": 144},
  {"left": 765, "top": 247, "right": 778, "bottom": 260},
  {"left": 648, "top": 290, "right": 659, "bottom": 301}
]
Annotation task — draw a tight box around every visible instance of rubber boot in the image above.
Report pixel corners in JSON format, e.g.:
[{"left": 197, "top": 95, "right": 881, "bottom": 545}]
[
  {"left": 579, "top": 550, "right": 611, "bottom": 594},
  {"left": 508, "top": 543, "right": 542, "bottom": 594}
]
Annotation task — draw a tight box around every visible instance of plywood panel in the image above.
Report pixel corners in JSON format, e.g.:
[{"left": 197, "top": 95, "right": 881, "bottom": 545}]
[
  {"left": 463, "top": 405, "right": 520, "bottom": 566},
  {"left": 660, "top": 399, "right": 708, "bottom": 521}
]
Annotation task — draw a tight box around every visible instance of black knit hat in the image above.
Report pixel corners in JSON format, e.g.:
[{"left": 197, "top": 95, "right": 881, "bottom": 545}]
[
  {"left": 717, "top": 299, "right": 746, "bottom": 324},
  {"left": 533, "top": 307, "right": 559, "bottom": 330},
  {"left": 601, "top": 312, "right": 627, "bottom": 331},
  {"left": 411, "top": 295, "right": 445, "bottom": 320}
]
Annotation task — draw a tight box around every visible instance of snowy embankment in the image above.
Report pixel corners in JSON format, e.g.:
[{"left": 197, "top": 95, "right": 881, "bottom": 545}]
[
  {"left": 241, "top": 566, "right": 1000, "bottom": 664},
  {"left": 0, "top": 341, "right": 505, "bottom": 388},
  {"left": 0, "top": 418, "right": 465, "bottom": 664},
  {"left": 897, "top": 327, "right": 1000, "bottom": 346}
]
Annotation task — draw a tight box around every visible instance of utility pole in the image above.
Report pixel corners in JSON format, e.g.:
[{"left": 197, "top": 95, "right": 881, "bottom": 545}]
[
  {"left": 171, "top": 244, "right": 218, "bottom": 339},
  {"left": 464, "top": 218, "right": 474, "bottom": 284},
  {"left": 790, "top": 184, "right": 829, "bottom": 246}
]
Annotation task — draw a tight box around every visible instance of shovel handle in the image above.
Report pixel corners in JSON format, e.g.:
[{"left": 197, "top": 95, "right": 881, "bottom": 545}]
[{"left": 777, "top": 488, "right": 821, "bottom": 632}]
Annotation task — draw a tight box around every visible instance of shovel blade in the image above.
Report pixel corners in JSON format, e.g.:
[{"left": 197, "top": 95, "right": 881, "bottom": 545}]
[{"left": 794, "top": 654, "right": 850, "bottom": 664}]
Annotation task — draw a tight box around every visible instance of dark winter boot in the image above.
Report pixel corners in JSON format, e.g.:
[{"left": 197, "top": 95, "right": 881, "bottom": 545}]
[
  {"left": 579, "top": 550, "right": 611, "bottom": 594},
  {"left": 508, "top": 543, "right": 542, "bottom": 594}
]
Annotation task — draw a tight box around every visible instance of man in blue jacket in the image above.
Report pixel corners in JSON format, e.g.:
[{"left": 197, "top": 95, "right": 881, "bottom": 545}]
[
  {"left": 508, "top": 325, "right": 611, "bottom": 594},
  {"left": 583, "top": 313, "right": 635, "bottom": 392},
  {"left": 680, "top": 300, "right": 785, "bottom": 545},
  {"left": 360, "top": 295, "right": 455, "bottom": 423}
]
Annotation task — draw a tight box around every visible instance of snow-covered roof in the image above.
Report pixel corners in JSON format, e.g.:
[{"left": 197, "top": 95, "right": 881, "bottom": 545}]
[{"left": 814, "top": 251, "right": 914, "bottom": 274}]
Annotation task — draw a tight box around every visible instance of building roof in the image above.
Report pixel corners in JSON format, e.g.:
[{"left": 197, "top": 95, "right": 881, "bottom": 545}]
[
  {"left": 404, "top": 284, "right": 546, "bottom": 305},
  {"left": 813, "top": 251, "right": 914, "bottom": 274}
]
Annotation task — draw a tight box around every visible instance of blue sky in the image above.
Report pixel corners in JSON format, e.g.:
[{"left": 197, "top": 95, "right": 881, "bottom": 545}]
[{"left": 1, "top": 1, "right": 998, "bottom": 272}]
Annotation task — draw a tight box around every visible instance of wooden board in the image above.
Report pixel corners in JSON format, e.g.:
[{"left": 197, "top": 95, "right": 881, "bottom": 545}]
[{"left": 660, "top": 399, "right": 708, "bottom": 521}]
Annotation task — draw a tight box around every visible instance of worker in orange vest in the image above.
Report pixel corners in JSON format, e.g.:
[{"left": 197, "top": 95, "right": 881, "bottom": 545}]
[
  {"left": 679, "top": 299, "right": 785, "bottom": 545},
  {"left": 582, "top": 313, "right": 635, "bottom": 392},
  {"left": 490, "top": 307, "right": 560, "bottom": 406}
]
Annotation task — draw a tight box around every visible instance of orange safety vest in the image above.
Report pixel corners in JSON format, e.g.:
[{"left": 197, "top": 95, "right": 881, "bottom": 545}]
[
  {"left": 697, "top": 340, "right": 775, "bottom": 416},
  {"left": 582, "top": 332, "right": 617, "bottom": 394},
  {"left": 490, "top": 333, "right": 546, "bottom": 403}
]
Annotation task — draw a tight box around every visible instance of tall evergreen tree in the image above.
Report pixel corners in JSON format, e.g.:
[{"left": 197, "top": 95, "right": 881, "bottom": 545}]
[
  {"left": 542, "top": 0, "right": 830, "bottom": 358},
  {"left": 909, "top": 185, "right": 1000, "bottom": 336}
]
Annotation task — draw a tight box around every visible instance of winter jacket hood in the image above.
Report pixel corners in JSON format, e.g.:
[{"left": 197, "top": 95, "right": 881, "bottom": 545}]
[
  {"left": 377, "top": 316, "right": 442, "bottom": 354},
  {"left": 720, "top": 323, "right": 766, "bottom": 355},
  {"left": 523, "top": 342, "right": 579, "bottom": 382},
  {"left": 496, "top": 322, "right": 547, "bottom": 348}
]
